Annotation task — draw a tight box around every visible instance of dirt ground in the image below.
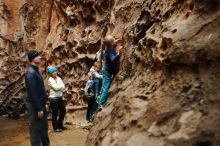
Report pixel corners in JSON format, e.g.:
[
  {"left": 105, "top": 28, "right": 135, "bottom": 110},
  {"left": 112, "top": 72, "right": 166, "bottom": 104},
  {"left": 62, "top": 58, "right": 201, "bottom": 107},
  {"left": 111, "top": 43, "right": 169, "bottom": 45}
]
[
  {"left": 0, "top": 117, "right": 29, "bottom": 146},
  {"left": 0, "top": 111, "right": 89, "bottom": 146}
]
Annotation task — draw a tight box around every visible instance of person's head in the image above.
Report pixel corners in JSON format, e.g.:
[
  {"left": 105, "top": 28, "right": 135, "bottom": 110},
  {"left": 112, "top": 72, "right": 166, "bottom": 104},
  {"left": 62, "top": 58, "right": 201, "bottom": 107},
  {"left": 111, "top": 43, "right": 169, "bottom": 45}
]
[
  {"left": 48, "top": 66, "right": 58, "bottom": 78},
  {"left": 28, "top": 50, "right": 41, "bottom": 65},
  {"left": 47, "top": 65, "right": 53, "bottom": 71},
  {"left": 103, "top": 35, "right": 115, "bottom": 49},
  {"left": 94, "top": 61, "right": 102, "bottom": 71}
]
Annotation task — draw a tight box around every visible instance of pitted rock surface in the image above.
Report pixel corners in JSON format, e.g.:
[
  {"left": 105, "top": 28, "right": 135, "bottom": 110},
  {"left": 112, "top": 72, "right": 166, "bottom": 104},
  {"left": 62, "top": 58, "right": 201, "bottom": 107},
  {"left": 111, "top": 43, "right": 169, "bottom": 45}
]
[{"left": 0, "top": 0, "right": 220, "bottom": 146}]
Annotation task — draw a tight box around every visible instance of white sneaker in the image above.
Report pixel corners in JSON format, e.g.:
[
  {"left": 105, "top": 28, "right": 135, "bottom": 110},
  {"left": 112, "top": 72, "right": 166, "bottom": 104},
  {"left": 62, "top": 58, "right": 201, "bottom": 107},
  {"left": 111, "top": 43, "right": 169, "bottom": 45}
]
[{"left": 54, "top": 129, "right": 62, "bottom": 132}]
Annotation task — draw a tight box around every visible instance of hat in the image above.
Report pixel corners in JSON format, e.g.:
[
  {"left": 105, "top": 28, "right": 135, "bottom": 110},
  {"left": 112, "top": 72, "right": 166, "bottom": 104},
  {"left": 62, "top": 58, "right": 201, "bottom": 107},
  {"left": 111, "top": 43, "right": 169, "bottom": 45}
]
[
  {"left": 48, "top": 67, "right": 57, "bottom": 75},
  {"left": 47, "top": 65, "right": 53, "bottom": 71},
  {"left": 28, "top": 50, "right": 40, "bottom": 62}
]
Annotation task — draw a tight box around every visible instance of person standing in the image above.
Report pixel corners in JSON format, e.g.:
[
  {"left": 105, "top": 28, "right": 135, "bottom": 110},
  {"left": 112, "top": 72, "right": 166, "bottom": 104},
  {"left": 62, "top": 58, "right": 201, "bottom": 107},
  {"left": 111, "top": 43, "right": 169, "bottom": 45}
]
[
  {"left": 48, "top": 66, "right": 66, "bottom": 132},
  {"left": 25, "top": 50, "right": 50, "bottom": 146},
  {"left": 97, "top": 35, "right": 123, "bottom": 110}
]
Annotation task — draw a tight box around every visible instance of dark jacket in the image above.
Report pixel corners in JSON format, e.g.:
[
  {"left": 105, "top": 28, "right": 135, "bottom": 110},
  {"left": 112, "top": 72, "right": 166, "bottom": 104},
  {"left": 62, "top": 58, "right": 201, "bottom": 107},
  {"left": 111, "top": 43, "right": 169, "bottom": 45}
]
[
  {"left": 103, "top": 48, "right": 120, "bottom": 75},
  {"left": 25, "top": 64, "right": 46, "bottom": 112}
]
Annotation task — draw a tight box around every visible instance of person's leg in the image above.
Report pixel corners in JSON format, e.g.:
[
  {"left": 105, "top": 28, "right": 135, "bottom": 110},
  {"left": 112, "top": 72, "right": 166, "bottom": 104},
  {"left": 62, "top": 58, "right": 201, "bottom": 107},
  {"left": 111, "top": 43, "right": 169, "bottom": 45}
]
[
  {"left": 26, "top": 102, "right": 41, "bottom": 146},
  {"left": 98, "top": 79, "right": 102, "bottom": 93},
  {"left": 40, "top": 108, "right": 50, "bottom": 146},
  {"left": 93, "top": 79, "right": 101, "bottom": 96},
  {"left": 98, "top": 70, "right": 111, "bottom": 108},
  {"left": 86, "top": 98, "right": 93, "bottom": 121},
  {"left": 50, "top": 99, "right": 59, "bottom": 130},
  {"left": 91, "top": 97, "right": 98, "bottom": 118},
  {"left": 58, "top": 98, "right": 66, "bottom": 129}
]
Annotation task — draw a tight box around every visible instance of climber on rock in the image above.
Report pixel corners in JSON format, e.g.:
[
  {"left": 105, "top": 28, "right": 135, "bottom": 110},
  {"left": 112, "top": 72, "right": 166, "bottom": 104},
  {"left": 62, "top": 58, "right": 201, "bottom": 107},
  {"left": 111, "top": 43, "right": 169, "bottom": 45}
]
[
  {"left": 90, "top": 61, "right": 102, "bottom": 98},
  {"left": 84, "top": 61, "right": 102, "bottom": 122},
  {"left": 84, "top": 72, "right": 96, "bottom": 122},
  {"left": 96, "top": 35, "right": 123, "bottom": 110}
]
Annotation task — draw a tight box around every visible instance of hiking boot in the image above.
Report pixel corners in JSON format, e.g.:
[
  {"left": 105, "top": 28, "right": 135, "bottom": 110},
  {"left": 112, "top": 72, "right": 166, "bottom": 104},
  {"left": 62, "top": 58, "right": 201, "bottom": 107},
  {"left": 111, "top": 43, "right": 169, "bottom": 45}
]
[
  {"left": 54, "top": 129, "right": 62, "bottom": 132},
  {"left": 88, "top": 116, "right": 95, "bottom": 123},
  {"left": 88, "top": 119, "right": 93, "bottom": 123},
  {"left": 97, "top": 106, "right": 103, "bottom": 111}
]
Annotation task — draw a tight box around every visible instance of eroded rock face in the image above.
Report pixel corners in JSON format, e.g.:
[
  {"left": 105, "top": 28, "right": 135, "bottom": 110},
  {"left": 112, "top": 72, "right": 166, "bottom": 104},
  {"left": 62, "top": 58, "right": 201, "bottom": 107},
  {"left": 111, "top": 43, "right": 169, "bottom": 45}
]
[
  {"left": 85, "top": 0, "right": 220, "bottom": 146},
  {"left": 0, "top": 0, "right": 220, "bottom": 145},
  {"left": 0, "top": 0, "right": 26, "bottom": 118}
]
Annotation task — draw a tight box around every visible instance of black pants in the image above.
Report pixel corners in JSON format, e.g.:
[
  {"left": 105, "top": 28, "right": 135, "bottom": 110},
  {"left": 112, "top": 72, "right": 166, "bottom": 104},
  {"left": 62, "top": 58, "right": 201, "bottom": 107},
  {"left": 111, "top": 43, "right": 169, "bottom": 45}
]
[
  {"left": 50, "top": 98, "right": 66, "bottom": 130},
  {"left": 26, "top": 102, "right": 50, "bottom": 146},
  {"left": 86, "top": 97, "right": 98, "bottom": 121}
]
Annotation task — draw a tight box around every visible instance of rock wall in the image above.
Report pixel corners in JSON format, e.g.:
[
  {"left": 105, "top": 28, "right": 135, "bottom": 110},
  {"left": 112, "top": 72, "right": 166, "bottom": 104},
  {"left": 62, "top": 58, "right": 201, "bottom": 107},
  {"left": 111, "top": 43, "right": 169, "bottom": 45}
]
[
  {"left": 0, "top": 0, "right": 220, "bottom": 145},
  {"left": 0, "top": 0, "right": 26, "bottom": 118},
  {"left": 86, "top": 0, "right": 220, "bottom": 146}
]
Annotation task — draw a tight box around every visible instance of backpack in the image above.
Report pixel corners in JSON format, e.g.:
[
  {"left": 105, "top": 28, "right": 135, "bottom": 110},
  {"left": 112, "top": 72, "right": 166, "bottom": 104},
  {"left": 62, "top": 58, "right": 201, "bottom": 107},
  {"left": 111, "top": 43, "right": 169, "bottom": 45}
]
[
  {"left": 108, "top": 61, "right": 119, "bottom": 75},
  {"left": 104, "top": 48, "right": 120, "bottom": 76},
  {"left": 84, "top": 80, "right": 95, "bottom": 100},
  {"left": 107, "top": 55, "right": 120, "bottom": 75}
]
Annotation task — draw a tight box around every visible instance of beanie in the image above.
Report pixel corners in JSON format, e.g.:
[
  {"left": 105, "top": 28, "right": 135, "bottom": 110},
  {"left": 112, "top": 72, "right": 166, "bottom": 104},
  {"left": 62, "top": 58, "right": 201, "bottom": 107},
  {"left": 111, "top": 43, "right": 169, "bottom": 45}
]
[
  {"left": 47, "top": 65, "right": 53, "bottom": 72},
  {"left": 48, "top": 67, "right": 57, "bottom": 75},
  {"left": 28, "top": 50, "right": 39, "bottom": 62}
]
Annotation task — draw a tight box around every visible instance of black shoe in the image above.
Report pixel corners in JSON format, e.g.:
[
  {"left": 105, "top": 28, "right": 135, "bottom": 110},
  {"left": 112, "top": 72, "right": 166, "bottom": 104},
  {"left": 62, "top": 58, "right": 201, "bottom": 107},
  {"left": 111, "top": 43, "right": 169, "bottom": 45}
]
[
  {"left": 97, "top": 107, "right": 103, "bottom": 112},
  {"left": 88, "top": 118, "right": 93, "bottom": 123}
]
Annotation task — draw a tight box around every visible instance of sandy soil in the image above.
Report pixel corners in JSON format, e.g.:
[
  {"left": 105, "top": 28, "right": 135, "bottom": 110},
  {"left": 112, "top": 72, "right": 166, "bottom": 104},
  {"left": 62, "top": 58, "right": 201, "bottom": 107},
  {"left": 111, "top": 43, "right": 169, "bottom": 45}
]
[
  {"left": 0, "top": 117, "right": 29, "bottom": 146},
  {"left": 20, "top": 126, "right": 88, "bottom": 146},
  {"left": 0, "top": 111, "right": 89, "bottom": 146}
]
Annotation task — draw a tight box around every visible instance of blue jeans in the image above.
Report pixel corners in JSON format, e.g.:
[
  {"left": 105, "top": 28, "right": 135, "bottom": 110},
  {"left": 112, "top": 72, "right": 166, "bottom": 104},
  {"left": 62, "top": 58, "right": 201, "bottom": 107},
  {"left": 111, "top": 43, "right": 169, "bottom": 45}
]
[
  {"left": 93, "top": 79, "right": 101, "bottom": 95},
  {"left": 97, "top": 69, "right": 111, "bottom": 108}
]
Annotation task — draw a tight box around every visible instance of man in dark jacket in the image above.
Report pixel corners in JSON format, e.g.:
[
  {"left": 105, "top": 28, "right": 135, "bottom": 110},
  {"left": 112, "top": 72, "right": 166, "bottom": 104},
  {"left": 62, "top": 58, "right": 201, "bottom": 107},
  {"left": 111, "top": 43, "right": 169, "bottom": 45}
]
[
  {"left": 25, "top": 50, "right": 50, "bottom": 146},
  {"left": 96, "top": 35, "right": 123, "bottom": 110}
]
